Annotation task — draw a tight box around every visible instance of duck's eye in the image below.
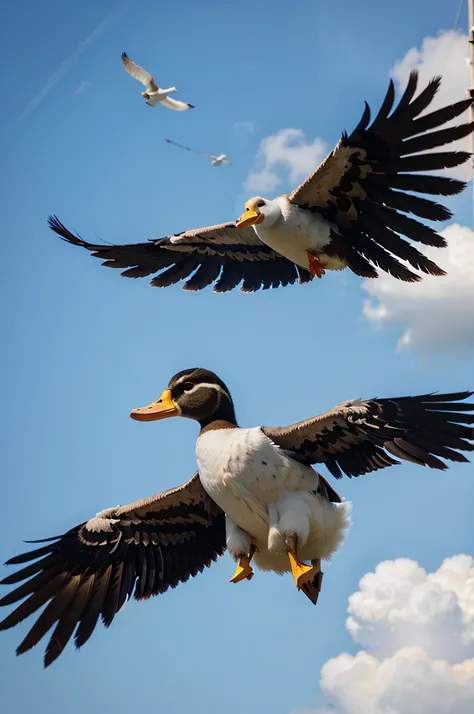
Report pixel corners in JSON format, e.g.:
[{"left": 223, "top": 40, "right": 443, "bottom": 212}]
[
  {"left": 183, "top": 382, "right": 194, "bottom": 392},
  {"left": 257, "top": 201, "right": 265, "bottom": 208}
]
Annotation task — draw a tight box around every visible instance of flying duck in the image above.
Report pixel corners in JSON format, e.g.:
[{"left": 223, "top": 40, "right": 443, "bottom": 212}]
[
  {"left": 165, "top": 139, "right": 232, "bottom": 165},
  {"left": 1, "top": 368, "right": 473, "bottom": 666},
  {"left": 121, "top": 52, "right": 195, "bottom": 111},
  {"left": 49, "top": 71, "right": 473, "bottom": 292}
]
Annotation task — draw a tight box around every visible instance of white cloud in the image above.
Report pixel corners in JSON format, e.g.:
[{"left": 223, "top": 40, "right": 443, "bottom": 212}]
[
  {"left": 233, "top": 120, "right": 255, "bottom": 133},
  {"left": 18, "top": 2, "right": 127, "bottom": 123},
  {"left": 391, "top": 30, "right": 470, "bottom": 180},
  {"left": 73, "top": 80, "right": 91, "bottom": 96},
  {"left": 245, "top": 128, "right": 328, "bottom": 195},
  {"left": 362, "top": 223, "right": 474, "bottom": 356},
  {"left": 319, "top": 648, "right": 474, "bottom": 714},
  {"left": 346, "top": 555, "right": 474, "bottom": 662},
  {"left": 297, "top": 555, "right": 474, "bottom": 714}
]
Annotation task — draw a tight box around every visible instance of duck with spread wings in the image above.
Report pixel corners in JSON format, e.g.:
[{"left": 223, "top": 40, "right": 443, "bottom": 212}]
[
  {"left": 49, "top": 71, "right": 473, "bottom": 292},
  {"left": 1, "top": 368, "right": 473, "bottom": 666}
]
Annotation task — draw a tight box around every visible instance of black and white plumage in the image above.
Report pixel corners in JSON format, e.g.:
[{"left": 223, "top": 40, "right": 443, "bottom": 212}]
[
  {"left": 1, "top": 368, "right": 473, "bottom": 666},
  {"left": 49, "top": 72, "right": 473, "bottom": 292},
  {"left": 0, "top": 474, "right": 225, "bottom": 667},
  {"left": 165, "top": 139, "right": 232, "bottom": 165},
  {"left": 121, "top": 52, "right": 194, "bottom": 111}
]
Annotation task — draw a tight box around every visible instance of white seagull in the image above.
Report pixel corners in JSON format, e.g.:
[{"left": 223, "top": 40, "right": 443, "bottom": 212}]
[
  {"left": 165, "top": 139, "right": 232, "bottom": 165},
  {"left": 121, "top": 52, "right": 195, "bottom": 111}
]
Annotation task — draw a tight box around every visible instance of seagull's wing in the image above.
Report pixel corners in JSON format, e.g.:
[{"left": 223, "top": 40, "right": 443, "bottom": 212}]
[
  {"left": 0, "top": 474, "right": 225, "bottom": 667},
  {"left": 48, "top": 215, "right": 311, "bottom": 293},
  {"left": 161, "top": 97, "right": 195, "bottom": 112},
  {"left": 263, "top": 392, "right": 474, "bottom": 478},
  {"left": 165, "top": 139, "right": 214, "bottom": 158},
  {"left": 121, "top": 52, "right": 158, "bottom": 92},
  {"left": 288, "top": 71, "right": 474, "bottom": 281}
]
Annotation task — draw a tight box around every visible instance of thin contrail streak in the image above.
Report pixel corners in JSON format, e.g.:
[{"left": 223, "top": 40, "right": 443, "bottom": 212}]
[{"left": 17, "top": 2, "right": 128, "bottom": 123}]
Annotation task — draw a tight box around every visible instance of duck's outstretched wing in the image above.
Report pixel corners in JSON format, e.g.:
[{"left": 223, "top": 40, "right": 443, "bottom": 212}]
[
  {"left": 121, "top": 52, "right": 158, "bottom": 92},
  {"left": 161, "top": 97, "right": 195, "bottom": 111},
  {"left": 288, "top": 71, "right": 474, "bottom": 281},
  {"left": 263, "top": 392, "right": 474, "bottom": 478},
  {"left": 0, "top": 474, "right": 225, "bottom": 667},
  {"left": 48, "top": 215, "right": 311, "bottom": 293}
]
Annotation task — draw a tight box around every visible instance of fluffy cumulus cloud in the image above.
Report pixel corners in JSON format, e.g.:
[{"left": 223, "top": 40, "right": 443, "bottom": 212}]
[
  {"left": 318, "top": 647, "right": 474, "bottom": 714},
  {"left": 391, "top": 30, "right": 470, "bottom": 180},
  {"left": 245, "top": 128, "right": 328, "bottom": 194},
  {"left": 346, "top": 555, "right": 474, "bottom": 662},
  {"left": 362, "top": 224, "right": 474, "bottom": 356},
  {"left": 299, "top": 555, "right": 474, "bottom": 714}
]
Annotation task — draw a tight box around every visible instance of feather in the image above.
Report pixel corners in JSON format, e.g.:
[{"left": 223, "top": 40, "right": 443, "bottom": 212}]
[
  {"left": 353, "top": 101, "right": 371, "bottom": 133},
  {"left": 407, "top": 98, "right": 473, "bottom": 137},
  {"left": 102, "top": 563, "right": 122, "bottom": 627},
  {"left": 366, "top": 172, "right": 465, "bottom": 197},
  {"left": 367, "top": 202, "right": 446, "bottom": 246},
  {"left": 0, "top": 568, "right": 57, "bottom": 606},
  {"left": 4, "top": 543, "right": 56, "bottom": 566},
  {"left": 213, "top": 262, "right": 244, "bottom": 292},
  {"left": 74, "top": 570, "right": 110, "bottom": 648},
  {"left": 390, "top": 70, "right": 418, "bottom": 115},
  {"left": 400, "top": 122, "right": 474, "bottom": 156},
  {"left": 150, "top": 258, "right": 200, "bottom": 287},
  {"left": 183, "top": 258, "right": 222, "bottom": 291},
  {"left": 393, "top": 76, "right": 441, "bottom": 121},
  {"left": 0, "top": 554, "right": 56, "bottom": 586},
  {"left": 370, "top": 80, "right": 395, "bottom": 131},
  {"left": 364, "top": 184, "right": 452, "bottom": 221},
  {"left": 43, "top": 577, "right": 95, "bottom": 667},
  {"left": 0, "top": 573, "right": 68, "bottom": 631},
  {"left": 17, "top": 576, "right": 81, "bottom": 656},
  {"left": 357, "top": 213, "right": 445, "bottom": 275},
  {"left": 355, "top": 235, "right": 421, "bottom": 282},
  {"left": 380, "top": 151, "right": 471, "bottom": 173}
]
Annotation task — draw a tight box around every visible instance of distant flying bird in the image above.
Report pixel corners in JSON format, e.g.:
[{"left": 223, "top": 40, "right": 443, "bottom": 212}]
[
  {"left": 165, "top": 139, "right": 232, "bottom": 165},
  {"left": 121, "top": 52, "right": 194, "bottom": 111},
  {"left": 1, "top": 367, "right": 473, "bottom": 666},
  {"left": 50, "top": 72, "right": 473, "bottom": 291}
]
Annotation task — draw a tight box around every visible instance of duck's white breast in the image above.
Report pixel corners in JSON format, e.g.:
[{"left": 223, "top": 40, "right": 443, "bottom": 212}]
[
  {"left": 255, "top": 198, "right": 334, "bottom": 268},
  {"left": 196, "top": 427, "right": 319, "bottom": 536}
]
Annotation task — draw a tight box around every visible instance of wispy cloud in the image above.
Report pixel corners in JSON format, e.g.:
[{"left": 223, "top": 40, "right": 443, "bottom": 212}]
[
  {"left": 233, "top": 120, "right": 255, "bottom": 133},
  {"left": 73, "top": 80, "right": 92, "bottom": 96},
  {"left": 17, "top": 2, "right": 127, "bottom": 123}
]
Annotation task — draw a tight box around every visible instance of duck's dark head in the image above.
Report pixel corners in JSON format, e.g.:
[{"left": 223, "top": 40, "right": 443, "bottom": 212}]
[{"left": 130, "top": 368, "right": 237, "bottom": 429}]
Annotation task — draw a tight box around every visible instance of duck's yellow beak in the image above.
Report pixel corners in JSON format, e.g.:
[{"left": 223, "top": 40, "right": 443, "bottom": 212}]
[
  {"left": 236, "top": 209, "right": 264, "bottom": 228},
  {"left": 130, "top": 389, "right": 180, "bottom": 422}
]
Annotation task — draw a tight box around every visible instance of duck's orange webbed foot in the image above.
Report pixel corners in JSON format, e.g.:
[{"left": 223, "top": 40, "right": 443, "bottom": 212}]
[
  {"left": 306, "top": 252, "right": 326, "bottom": 279},
  {"left": 230, "top": 545, "right": 256, "bottom": 584}
]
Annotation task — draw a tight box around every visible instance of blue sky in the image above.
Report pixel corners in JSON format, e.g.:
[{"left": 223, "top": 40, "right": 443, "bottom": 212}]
[{"left": 0, "top": 1, "right": 473, "bottom": 712}]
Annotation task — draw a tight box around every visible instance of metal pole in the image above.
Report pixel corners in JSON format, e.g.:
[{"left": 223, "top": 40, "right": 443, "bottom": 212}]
[
  {"left": 468, "top": 0, "right": 474, "bottom": 222},
  {"left": 469, "top": 0, "right": 474, "bottom": 133}
]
